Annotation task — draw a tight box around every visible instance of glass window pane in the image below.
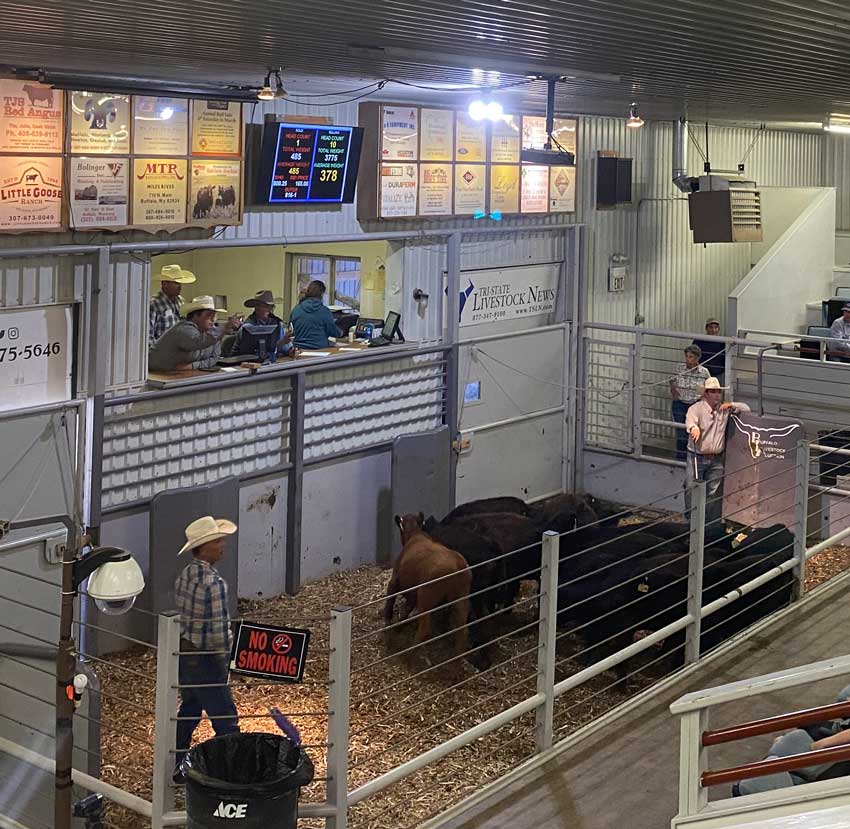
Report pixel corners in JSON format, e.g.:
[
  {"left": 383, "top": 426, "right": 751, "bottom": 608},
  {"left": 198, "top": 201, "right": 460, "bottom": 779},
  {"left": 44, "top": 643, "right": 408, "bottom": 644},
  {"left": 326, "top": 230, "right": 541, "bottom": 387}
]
[
  {"left": 333, "top": 258, "right": 361, "bottom": 311},
  {"left": 294, "top": 256, "right": 330, "bottom": 304}
]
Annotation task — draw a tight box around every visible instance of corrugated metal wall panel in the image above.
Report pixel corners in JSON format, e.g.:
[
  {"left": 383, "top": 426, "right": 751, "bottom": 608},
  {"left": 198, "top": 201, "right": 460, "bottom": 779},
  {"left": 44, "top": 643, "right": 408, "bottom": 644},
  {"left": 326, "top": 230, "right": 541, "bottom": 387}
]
[
  {"left": 0, "top": 234, "right": 85, "bottom": 307},
  {"left": 581, "top": 119, "right": 825, "bottom": 329},
  {"left": 826, "top": 134, "right": 850, "bottom": 230},
  {"left": 106, "top": 256, "right": 149, "bottom": 392}
]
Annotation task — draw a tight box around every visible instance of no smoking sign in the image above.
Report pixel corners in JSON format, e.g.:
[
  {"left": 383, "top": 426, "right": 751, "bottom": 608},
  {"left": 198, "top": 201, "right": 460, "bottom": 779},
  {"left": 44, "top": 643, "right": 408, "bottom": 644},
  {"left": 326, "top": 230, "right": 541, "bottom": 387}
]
[{"left": 230, "top": 622, "right": 311, "bottom": 683}]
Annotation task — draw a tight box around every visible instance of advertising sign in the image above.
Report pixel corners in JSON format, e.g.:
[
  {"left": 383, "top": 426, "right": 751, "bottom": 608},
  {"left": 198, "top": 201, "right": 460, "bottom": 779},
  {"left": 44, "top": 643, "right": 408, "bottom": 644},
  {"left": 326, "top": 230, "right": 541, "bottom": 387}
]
[
  {"left": 189, "top": 160, "right": 241, "bottom": 225},
  {"left": 420, "top": 109, "right": 453, "bottom": 161},
  {"left": 0, "top": 157, "right": 63, "bottom": 231},
  {"left": 489, "top": 165, "right": 520, "bottom": 214},
  {"left": 454, "top": 164, "right": 486, "bottom": 215},
  {"left": 521, "top": 165, "right": 549, "bottom": 213},
  {"left": 0, "top": 80, "right": 64, "bottom": 153},
  {"left": 133, "top": 96, "right": 189, "bottom": 156},
  {"left": 454, "top": 113, "right": 486, "bottom": 162},
  {"left": 455, "top": 263, "right": 559, "bottom": 328},
  {"left": 490, "top": 115, "right": 520, "bottom": 163},
  {"left": 69, "top": 92, "right": 130, "bottom": 154},
  {"left": 230, "top": 621, "right": 310, "bottom": 683},
  {"left": 191, "top": 100, "right": 242, "bottom": 157},
  {"left": 418, "top": 163, "right": 452, "bottom": 216},
  {"left": 0, "top": 305, "right": 73, "bottom": 412},
  {"left": 549, "top": 165, "right": 576, "bottom": 213},
  {"left": 381, "top": 105, "right": 418, "bottom": 161},
  {"left": 132, "top": 158, "right": 188, "bottom": 226},
  {"left": 69, "top": 157, "right": 129, "bottom": 228},
  {"left": 723, "top": 414, "right": 804, "bottom": 529},
  {"left": 380, "top": 163, "right": 417, "bottom": 217}
]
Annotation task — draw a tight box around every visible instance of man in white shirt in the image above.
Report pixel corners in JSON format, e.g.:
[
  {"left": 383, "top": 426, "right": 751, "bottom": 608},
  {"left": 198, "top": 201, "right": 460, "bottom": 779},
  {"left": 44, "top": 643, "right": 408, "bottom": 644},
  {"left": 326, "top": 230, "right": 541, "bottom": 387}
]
[{"left": 829, "top": 303, "right": 850, "bottom": 360}]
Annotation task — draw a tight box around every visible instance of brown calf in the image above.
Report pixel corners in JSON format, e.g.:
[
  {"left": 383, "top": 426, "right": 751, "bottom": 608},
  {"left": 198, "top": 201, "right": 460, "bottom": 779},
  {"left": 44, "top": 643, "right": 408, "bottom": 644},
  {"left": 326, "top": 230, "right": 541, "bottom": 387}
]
[{"left": 385, "top": 513, "right": 472, "bottom": 659}]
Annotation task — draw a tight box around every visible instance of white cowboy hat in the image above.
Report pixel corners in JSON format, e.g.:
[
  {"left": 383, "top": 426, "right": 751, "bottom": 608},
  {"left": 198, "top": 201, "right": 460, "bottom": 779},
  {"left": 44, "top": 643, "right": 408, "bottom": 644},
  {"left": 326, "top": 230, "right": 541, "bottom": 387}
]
[
  {"left": 700, "top": 377, "right": 728, "bottom": 392},
  {"left": 178, "top": 516, "right": 237, "bottom": 555},
  {"left": 182, "top": 295, "right": 228, "bottom": 316},
  {"left": 158, "top": 264, "right": 196, "bottom": 284}
]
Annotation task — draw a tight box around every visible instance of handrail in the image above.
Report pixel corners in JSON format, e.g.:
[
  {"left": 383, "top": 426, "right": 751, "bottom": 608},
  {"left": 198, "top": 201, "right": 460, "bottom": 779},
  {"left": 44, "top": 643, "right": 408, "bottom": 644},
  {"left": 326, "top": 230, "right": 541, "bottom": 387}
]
[
  {"left": 701, "top": 743, "right": 850, "bottom": 788},
  {"left": 702, "top": 700, "right": 850, "bottom": 747},
  {"left": 582, "top": 321, "right": 775, "bottom": 349},
  {"left": 671, "top": 653, "right": 850, "bottom": 714}
]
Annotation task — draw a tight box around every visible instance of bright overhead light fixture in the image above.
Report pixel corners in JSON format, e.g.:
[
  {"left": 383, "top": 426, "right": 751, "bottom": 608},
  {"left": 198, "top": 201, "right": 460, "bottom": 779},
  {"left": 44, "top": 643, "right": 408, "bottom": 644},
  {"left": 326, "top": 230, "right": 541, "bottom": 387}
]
[
  {"left": 257, "top": 72, "right": 275, "bottom": 101},
  {"left": 626, "top": 102, "right": 644, "bottom": 129},
  {"left": 468, "top": 99, "right": 503, "bottom": 121},
  {"left": 825, "top": 115, "right": 850, "bottom": 133}
]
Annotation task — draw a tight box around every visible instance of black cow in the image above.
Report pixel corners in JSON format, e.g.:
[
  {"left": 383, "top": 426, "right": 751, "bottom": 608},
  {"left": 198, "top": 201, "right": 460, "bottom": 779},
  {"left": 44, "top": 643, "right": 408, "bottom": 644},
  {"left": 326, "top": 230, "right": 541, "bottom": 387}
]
[
  {"left": 193, "top": 186, "right": 214, "bottom": 219},
  {"left": 443, "top": 497, "right": 531, "bottom": 523}
]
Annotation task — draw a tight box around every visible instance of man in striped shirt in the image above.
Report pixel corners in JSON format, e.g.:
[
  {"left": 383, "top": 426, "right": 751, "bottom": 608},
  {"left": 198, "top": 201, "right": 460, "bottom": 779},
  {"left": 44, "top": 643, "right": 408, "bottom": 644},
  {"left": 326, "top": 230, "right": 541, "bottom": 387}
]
[
  {"left": 149, "top": 264, "right": 196, "bottom": 343},
  {"left": 173, "top": 515, "right": 239, "bottom": 782}
]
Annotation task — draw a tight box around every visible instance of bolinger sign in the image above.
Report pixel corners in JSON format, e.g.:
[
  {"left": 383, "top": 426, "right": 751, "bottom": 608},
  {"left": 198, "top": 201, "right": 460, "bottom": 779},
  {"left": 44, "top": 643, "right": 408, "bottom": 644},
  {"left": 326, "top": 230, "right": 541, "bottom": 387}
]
[{"left": 230, "top": 621, "right": 310, "bottom": 684}]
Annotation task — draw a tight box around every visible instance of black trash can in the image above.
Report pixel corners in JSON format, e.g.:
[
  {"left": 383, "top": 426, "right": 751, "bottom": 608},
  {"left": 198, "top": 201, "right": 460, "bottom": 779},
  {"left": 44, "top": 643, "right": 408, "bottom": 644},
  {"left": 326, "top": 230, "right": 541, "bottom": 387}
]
[{"left": 181, "top": 733, "right": 314, "bottom": 827}]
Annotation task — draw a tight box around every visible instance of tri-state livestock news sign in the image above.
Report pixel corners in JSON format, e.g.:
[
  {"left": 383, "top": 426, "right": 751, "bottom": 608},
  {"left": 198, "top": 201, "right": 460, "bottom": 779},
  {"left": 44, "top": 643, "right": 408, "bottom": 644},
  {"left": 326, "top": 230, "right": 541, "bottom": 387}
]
[{"left": 230, "top": 622, "right": 310, "bottom": 684}]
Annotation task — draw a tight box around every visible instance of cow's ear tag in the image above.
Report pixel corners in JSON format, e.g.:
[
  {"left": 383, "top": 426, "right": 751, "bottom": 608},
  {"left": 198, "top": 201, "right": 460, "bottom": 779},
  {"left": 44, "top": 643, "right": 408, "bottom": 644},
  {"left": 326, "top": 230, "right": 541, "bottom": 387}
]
[
  {"left": 732, "top": 532, "right": 749, "bottom": 549},
  {"left": 637, "top": 582, "right": 650, "bottom": 593}
]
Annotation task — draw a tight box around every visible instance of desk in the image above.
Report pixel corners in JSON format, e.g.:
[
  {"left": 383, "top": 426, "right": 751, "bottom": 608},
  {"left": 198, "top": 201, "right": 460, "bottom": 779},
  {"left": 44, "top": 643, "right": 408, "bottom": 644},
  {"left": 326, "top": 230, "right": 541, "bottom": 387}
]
[{"left": 146, "top": 341, "right": 408, "bottom": 389}]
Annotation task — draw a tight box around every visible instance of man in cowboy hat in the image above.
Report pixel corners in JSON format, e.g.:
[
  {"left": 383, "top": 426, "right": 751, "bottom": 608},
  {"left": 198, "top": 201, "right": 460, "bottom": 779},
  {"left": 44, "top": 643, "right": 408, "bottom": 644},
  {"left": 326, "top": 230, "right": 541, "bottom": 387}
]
[
  {"left": 173, "top": 515, "right": 239, "bottom": 782},
  {"left": 229, "top": 289, "right": 296, "bottom": 359},
  {"left": 149, "top": 264, "right": 196, "bottom": 343},
  {"left": 148, "top": 295, "right": 242, "bottom": 372},
  {"left": 683, "top": 377, "right": 751, "bottom": 524},
  {"left": 692, "top": 316, "right": 726, "bottom": 380},
  {"left": 829, "top": 302, "right": 850, "bottom": 361}
]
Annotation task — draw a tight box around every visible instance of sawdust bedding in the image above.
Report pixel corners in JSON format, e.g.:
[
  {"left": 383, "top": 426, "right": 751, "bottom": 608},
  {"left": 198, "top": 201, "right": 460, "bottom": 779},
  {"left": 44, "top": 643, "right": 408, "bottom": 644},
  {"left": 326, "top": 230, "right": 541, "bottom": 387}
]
[{"left": 97, "top": 527, "right": 850, "bottom": 828}]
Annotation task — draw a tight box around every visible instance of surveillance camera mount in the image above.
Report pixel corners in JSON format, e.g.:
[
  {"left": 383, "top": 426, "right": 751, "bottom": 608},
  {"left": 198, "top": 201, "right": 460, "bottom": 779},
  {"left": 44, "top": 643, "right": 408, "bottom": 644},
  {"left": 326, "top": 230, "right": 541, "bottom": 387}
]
[{"left": 71, "top": 547, "right": 132, "bottom": 590}]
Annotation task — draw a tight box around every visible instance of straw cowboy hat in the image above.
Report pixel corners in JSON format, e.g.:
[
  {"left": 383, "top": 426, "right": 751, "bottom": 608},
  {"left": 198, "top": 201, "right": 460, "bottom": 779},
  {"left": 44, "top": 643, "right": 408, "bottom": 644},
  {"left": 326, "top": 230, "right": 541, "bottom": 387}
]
[
  {"left": 244, "top": 290, "right": 276, "bottom": 309},
  {"left": 178, "top": 516, "right": 237, "bottom": 555},
  {"left": 182, "top": 295, "right": 228, "bottom": 316},
  {"left": 158, "top": 264, "right": 196, "bottom": 284},
  {"left": 700, "top": 377, "right": 728, "bottom": 392}
]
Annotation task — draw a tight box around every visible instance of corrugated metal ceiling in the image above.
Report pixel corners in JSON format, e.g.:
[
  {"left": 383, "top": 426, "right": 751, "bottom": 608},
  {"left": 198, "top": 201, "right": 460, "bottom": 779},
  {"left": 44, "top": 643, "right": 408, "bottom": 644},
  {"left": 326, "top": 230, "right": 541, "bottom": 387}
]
[{"left": 1, "top": 0, "right": 850, "bottom": 123}]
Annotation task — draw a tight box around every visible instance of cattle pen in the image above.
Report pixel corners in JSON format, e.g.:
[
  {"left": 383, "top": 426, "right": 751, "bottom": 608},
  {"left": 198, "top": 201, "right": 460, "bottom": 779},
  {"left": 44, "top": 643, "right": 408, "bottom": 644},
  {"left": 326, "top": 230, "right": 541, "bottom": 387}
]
[{"left": 5, "top": 321, "right": 850, "bottom": 829}]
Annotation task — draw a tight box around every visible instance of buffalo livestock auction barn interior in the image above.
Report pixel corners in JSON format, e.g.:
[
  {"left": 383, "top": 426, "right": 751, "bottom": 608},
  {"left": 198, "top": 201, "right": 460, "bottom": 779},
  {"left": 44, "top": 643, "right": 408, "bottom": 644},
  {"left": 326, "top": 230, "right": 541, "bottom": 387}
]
[{"left": 5, "top": 4, "right": 850, "bottom": 829}]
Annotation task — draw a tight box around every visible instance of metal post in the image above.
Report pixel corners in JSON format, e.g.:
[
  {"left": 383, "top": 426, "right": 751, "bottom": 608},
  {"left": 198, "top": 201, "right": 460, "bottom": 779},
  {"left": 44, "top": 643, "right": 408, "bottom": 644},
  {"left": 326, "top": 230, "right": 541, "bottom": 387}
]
[
  {"left": 326, "top": 606, "right": 352, "bottom": 829},
  {"left": 54, "top": 533, "right": 81, "bottom": 829},
  {"left": 285, "top": 372, "right": 306, "bottom": 595},
  {"left": 535, "top": 531, "right": 559, "bottom": 753},
  {"left": 631, "top": 332, "right": 643, "bottom": 457},
  {"left": 151, "top": 612, "right": 181, "bottom": 828},
  {"left": 685, "top": 482, "right": 706, "bottom": 665},
  {"left": 792, "top": 440, "right": 810, "bottom": 602},
  {"left": 724, "top": 338, "right": 735, "bottom": 390},
  {"left": 676, "top": 709, "right": 709, "bottom": 818},
  {"left": 445, "top": 232, "right": 462, "bottom": 509}
]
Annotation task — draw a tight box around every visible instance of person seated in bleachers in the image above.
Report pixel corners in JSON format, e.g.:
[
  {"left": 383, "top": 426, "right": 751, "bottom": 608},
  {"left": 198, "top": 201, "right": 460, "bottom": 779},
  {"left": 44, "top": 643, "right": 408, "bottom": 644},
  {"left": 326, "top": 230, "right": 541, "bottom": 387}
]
[
  {"left": 829, "top": 303, "right": 850, "bottom": 362},
  {"left": 733, "top": 683, "right": 850, "bottom": 796},
  {"left": 229, "top": 290, "right": 296, "bottom": 358},
  {"left": 692, "top": 317, "right": 726, "bottom": 379}
]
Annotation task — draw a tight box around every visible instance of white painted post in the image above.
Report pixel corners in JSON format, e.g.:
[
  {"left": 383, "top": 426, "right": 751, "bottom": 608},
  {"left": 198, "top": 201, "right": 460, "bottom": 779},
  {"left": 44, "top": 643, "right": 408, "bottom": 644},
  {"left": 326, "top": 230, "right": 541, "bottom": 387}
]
[
  {"left": 632, "top": 332, "right": 643, "bottom": 458},
  {"left": 536, "top": 531, "right": 560, "bottom": 753},
  {"left": 792, "top": 440, "right": 811, "bottom": 601},
  {"left": 151, "top": 612, "right": 181, "bottom": 829},
  {"left": 326, "top": 606, "right": 352, "bottom": 829},
  {"left": 676, "top": 709, "right": 709, "bottom": 818},
  {"left": 685, "top": 482, "right": 706, "bottom": 665}
]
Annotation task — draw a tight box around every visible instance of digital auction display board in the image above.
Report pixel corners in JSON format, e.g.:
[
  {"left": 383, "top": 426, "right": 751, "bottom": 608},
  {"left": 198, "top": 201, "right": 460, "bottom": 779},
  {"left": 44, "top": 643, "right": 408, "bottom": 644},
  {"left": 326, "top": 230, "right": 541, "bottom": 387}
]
[{"left": 258, "top": 122, "right": 364, "bottom": 204}]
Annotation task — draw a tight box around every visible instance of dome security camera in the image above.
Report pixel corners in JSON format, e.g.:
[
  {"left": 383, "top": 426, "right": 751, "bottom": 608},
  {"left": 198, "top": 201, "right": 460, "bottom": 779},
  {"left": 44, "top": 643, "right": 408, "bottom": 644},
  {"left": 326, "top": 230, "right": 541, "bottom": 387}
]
[{"left": 86, "top": 554, "right": 144, "bottom": 617}]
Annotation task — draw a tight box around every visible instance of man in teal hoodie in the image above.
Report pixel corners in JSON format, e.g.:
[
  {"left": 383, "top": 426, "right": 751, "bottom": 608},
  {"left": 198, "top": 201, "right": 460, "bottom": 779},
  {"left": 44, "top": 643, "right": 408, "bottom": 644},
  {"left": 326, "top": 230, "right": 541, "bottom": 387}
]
[{"left": 289, "top": 280, "right": 341, "bottom": 349}]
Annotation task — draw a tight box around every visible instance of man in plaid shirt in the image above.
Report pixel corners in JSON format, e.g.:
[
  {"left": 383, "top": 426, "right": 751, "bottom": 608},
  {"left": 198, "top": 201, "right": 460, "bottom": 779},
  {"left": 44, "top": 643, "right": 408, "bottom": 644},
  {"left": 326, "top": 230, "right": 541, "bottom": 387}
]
[
  {"left": 149, "top": 264, "right": 196, "bottom": 343},
  {"left": 669, "top": 344, "right": 710, "bottom": 461},
  {"left": 173, "top": 515, "right": 239, "bottom": 782}
]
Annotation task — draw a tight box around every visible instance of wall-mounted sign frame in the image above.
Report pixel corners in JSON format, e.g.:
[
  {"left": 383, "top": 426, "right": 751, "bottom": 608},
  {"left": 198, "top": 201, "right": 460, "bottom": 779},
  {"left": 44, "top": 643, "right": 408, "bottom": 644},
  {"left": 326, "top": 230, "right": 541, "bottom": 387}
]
[{"left": 358, "top": 102, "right": 578, "bottom": 221}]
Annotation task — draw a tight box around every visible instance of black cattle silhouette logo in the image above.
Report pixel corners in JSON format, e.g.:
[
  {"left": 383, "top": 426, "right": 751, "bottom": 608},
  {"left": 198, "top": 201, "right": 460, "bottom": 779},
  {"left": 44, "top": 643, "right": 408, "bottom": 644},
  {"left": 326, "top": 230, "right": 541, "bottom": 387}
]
[{"left": 731, "top": 416, "right": 801, "bottom": 460}]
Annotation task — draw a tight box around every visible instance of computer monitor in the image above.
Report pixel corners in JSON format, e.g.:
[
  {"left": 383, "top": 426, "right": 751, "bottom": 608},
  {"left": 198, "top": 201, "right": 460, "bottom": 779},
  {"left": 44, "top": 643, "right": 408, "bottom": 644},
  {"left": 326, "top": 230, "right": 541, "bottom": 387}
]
[
  {"left": 238, "top": 323, "right": 279, "bottom": 362},
  {"left": 381, "top": 311, "right": 401, "bottom": 341}
]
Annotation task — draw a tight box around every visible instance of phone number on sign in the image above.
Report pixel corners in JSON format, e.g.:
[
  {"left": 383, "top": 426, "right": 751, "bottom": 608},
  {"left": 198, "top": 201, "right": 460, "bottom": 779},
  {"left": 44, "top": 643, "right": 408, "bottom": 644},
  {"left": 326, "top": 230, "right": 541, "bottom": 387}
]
[{"left": 0, "top": 342, "right": 62, "bottom": 362}]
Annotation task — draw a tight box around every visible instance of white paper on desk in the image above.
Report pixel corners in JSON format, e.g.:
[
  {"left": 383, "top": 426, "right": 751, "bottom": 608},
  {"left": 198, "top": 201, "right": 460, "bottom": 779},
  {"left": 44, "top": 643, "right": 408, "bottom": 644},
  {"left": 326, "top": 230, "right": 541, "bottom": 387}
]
[
  {"left": 297, "top": 351, "right": 332, "bottom": 357},
  {"left": 220, "top": 366, "right": 240, "bottom": 372},
  {"left": 339, "top": 347, "right": 363, "bottom": 352}
]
